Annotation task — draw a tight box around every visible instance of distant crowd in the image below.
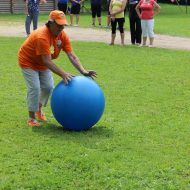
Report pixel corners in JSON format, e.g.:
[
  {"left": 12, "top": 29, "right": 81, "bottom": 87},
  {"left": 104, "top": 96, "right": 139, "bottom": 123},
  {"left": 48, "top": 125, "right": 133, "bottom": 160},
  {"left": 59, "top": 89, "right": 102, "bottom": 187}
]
[{"left": 24, "top": 0, "right": 160, "bottom": 46}]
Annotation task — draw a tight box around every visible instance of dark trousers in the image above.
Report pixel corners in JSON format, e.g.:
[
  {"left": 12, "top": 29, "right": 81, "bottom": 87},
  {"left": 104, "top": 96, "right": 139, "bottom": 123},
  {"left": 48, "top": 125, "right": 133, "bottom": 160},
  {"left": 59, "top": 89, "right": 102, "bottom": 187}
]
[
  {"left": 129, "top": 16, "right": 142, "bottom": 44},
  {"left": 129, "top": 3, "right": 142, "bottom": 44},
  {"left": 25, "top": 11, "right": 39, "bottom": 35},
  {"left": 58, "top": 2, "right": 68, "bottom": 14}
]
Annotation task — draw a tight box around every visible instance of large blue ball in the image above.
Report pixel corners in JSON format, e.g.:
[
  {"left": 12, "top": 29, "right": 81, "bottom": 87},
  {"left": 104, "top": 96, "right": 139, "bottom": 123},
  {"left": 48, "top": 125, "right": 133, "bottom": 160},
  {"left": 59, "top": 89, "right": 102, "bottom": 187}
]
[{"left": 51, "top": 76, "right": 105, "bottom": 131}]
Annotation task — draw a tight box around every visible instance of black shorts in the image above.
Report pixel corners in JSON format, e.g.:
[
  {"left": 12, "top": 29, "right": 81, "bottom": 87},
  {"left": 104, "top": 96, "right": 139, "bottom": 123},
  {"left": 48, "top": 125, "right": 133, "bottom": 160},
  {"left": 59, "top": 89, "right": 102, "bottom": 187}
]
[
  {"left": 91, "top": 4, "right": 101, "bottom": 17},
  {"left": 71, "top": 4, "right": 81, "bottom": 14},
  {"left": 58, "top": 2, "right": 68, "bottom": 14},
  {"left": 111, "top": 17, "right": 125, "bottom": 34}
]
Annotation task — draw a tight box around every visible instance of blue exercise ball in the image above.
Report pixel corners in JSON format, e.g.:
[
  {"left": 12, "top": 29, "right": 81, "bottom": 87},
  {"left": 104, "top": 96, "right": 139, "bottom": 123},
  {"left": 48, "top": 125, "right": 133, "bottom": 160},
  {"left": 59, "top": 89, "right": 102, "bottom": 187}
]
[{"left": 51, "top": 76, "right": 105, "bottom": 131}]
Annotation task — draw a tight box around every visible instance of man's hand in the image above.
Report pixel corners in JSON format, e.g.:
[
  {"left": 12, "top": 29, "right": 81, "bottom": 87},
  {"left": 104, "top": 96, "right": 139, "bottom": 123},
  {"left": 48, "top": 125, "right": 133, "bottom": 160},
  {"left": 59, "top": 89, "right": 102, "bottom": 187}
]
[
  {"left": 82, "top": 70, "right": 97, "bottom": 79},
  {"left": 67, "top": 52, "right": 97, "bottom": 79},
  {"left": 111, "top": 15, "right": 115, "bottom": 21},
  {"left": 40, "top": 0, "right": 47, "bottom": 4},
  {"left": 62, "top": 72, "right": 73, "bottom": 85}
]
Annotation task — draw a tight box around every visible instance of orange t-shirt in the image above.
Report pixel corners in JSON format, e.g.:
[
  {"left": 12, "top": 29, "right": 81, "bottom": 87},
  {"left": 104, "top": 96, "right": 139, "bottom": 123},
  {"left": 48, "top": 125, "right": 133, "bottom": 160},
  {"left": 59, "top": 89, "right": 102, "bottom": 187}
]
[{"left": 18, "top": 25, "right": 72, "bottom": 71}]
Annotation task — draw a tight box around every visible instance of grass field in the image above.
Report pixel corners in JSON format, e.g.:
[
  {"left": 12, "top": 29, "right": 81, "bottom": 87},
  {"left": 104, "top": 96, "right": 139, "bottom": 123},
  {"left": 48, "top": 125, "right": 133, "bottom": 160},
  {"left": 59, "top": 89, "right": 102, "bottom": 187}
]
[
  {"left": 0, "top": 3, "right": 190, "bottom": 37},
  {"left": 0, "top": 3, "right": 190, "bottom": 189},
  {"left": 0, "top": 35, "right": 190, "bottom": 189}
]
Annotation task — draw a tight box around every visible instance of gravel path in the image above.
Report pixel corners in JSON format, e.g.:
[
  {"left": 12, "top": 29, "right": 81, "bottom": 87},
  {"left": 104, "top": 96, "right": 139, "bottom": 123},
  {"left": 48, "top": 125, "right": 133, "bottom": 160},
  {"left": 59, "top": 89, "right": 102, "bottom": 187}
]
[{"left": 0, "top": 23, "right": 190, "bottom": 51}]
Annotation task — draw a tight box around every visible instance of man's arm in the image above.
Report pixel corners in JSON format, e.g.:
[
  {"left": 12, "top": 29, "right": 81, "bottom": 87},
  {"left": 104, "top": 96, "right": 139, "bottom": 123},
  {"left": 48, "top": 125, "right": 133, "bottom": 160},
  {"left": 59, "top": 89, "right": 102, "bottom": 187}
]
[
  {"left": 41, "top": 54, "right": 72, "bottom": 84},
  {"left": 109, "top": 0, "right": 113, "bottom": 14},
  {"left": 154, "top": 2, "right": 161, "bottom": 16},
  {"left": 135, "top": 2, "right": 141, "bottom": 19},
  {"left": 67, "top": 51, "right": 97, "bottom": 78},
  {"left": 40, "top": 0, "right": 47, "bottom": 4}
]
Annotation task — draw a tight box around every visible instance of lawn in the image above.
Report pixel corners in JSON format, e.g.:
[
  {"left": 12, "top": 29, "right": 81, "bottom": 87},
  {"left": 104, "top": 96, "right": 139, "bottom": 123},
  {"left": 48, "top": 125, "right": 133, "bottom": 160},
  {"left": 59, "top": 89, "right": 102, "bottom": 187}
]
[
  {"left": 0, "top": 36, "right": 190, "bottom": 189},
  {"left": 0, "top": 2, "right": 190, "bottom": 189}
]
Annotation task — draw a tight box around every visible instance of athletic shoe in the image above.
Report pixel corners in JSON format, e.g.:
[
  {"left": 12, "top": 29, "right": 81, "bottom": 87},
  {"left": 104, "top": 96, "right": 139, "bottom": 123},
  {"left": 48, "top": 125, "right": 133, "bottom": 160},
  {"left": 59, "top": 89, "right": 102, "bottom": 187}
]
[
  {"left": 148, "top": 44, "right": 154, "bottom": 48},
  {"left": 25, "top": 34, "right": 30, "bottom": 38},
  {"left": 27, "top": 119, "right": 40, "bottom": 127},
  {"left": 35, "top": 111, "right": 47, "bottom": 121},
  {"left": 139, "top": 44, "right": 147, "bottom": 47}
]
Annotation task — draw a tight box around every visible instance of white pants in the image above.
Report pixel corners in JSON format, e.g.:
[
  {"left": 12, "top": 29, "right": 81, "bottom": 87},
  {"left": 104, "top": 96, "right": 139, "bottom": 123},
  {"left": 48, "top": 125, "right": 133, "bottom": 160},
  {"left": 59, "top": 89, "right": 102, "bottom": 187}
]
[
  {"left": 141, "top": 19, "right": 154, "bottom": 38},
  {"left": 22, "top": 68, "right": 54, "bottom": 112}
]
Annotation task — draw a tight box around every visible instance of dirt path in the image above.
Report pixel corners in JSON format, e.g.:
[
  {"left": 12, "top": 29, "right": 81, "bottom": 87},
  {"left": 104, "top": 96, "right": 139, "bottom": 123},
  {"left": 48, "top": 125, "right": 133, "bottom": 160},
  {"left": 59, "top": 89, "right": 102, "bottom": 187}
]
[{"left": 0, "top": 23, "right": 190, "bottom": 51}]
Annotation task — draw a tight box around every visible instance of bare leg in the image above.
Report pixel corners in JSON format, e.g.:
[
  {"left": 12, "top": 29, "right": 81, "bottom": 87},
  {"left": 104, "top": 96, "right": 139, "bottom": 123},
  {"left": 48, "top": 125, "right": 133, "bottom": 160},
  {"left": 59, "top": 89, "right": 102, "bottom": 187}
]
[
  {"left": 29, "top": 111, "right": 35, "bottom": 119},
  {"left": 70, "top": 14, "right": 73, "bottom": 25},
  {"left": 107, "top": 15, "right": 111, "bottom": 27},
  {"left": 76, "top": 14, "right": 79, "bottom": 25},
  {"left": 92, "top": 17, "right": 96, "bottom": 26},
  {"left": 149, "top": 37, "right": 154, "bottom": 45},
  {"left": 38, "top": 103, "right": 42, "bottom": 112},
  {"left": 142, "top": 36, "right": 147, "bottom": 45},
  {"left": 120, "top": 33, "right": 125, "bottom": 45},
  {"left": 98, "top": 17, "right": 101, "bottom": 26},
  {"left": 110, "top": 34, "right": 116, "bottom": 45}
]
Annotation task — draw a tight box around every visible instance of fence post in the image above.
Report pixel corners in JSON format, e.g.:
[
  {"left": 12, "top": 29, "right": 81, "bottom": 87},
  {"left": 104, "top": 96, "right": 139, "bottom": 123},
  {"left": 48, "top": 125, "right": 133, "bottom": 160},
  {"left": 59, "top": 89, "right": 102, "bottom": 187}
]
[
  {"left": 54, "top": 0, "right": 57, "bottom": 10},
  {"left": 10, "top": 0, "right": 14, "bottom": 14}
]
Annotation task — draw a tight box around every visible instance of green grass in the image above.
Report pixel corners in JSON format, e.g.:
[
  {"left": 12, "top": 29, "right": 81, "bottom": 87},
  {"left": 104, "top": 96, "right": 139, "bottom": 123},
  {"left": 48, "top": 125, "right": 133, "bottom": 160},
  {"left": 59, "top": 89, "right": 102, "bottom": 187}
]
[
  {"left": 155, "top": 3, "right": 190, "bottom": 36},
  {"left": 0, "top": 37, "right": 190, "bottom": 189},
  {"left": 0, "top": 3, "right": 190, "bottom": 37}
]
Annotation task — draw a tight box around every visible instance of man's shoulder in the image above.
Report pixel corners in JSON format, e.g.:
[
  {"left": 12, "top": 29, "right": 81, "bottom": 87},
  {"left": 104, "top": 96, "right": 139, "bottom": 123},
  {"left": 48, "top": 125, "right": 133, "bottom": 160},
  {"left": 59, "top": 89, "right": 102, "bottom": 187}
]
[{"left": 35, "top": 26, "right": 50, "bottom": 40}]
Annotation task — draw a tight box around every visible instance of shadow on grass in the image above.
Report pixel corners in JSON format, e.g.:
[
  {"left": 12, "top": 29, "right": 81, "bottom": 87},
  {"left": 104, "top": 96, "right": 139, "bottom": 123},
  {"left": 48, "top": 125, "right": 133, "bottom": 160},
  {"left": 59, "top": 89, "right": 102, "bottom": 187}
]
[{"left": 31, "top": 122, "right": 113, "bottom": 140}]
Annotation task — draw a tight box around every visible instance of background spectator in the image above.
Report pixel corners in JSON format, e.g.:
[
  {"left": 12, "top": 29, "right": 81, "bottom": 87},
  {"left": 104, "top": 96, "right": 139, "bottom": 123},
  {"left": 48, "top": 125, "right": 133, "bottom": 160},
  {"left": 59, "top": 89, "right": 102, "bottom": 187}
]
[
  {"left": 70, "top": 0, "right": 84, "bottom": 26},
  {"left": 25, "top": 0, "right": 46, "bottom": 37},
  {"left": 91, "top": 0, "right": 102, "bottom": 26},
  {"left": 136, "top": 0, "right": 161, "bottom": 47},
  {"left": 128, "top": 0, "right": 142, "bottom": 45},
  {"left": 109, "top": 0, "right": 128, "bottom": 45}
]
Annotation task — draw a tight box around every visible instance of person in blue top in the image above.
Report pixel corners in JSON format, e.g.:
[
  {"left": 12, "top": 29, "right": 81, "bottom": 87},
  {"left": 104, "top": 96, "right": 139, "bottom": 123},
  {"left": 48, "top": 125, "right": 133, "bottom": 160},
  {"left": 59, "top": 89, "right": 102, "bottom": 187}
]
[
  {"left": 91, "top": 0, "right": 102, "bottom": 26},
  {"left": 128, "top": 0, "right": 141, "bottom": 45},
  {"left": 70, "top": 0, "right": 84, "bottom": 26},
  {"left": 25, "top": 0, "right": 46, "bottom": 37},
  {"left": 57, "top": 0, "right": 69, "bottom": 14}
]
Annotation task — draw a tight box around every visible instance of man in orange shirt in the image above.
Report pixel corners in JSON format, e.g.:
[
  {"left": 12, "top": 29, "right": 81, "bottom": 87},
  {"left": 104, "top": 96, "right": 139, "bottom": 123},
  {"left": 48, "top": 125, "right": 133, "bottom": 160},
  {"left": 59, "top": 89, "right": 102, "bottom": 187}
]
[{"left": 18, "top": 10, "right": 96, "bottom": 127}]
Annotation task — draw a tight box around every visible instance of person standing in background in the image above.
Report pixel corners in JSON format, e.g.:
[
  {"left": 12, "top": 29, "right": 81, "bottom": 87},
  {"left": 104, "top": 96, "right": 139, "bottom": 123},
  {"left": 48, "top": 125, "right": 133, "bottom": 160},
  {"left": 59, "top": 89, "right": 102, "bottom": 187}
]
[
  {"left": 70, "top": 0, "right": 84, "bottom": 26},
  {"left": 135, "top": 0, "right": 160, "bottom": 47},
  {"left": 109, "top": 0, "right": 128, "bottom": 45},
  {"left": 25, "top": 0, "right": 46, "bottom": 37},
  {"left": 91, "top": 0, "right": 102, "bottom": 27},
  {"left": 57, "top": 0, "right": 69, "bottom": 14},
  {"left": 128, "top": 0, "right": 141, "bottom": 45}
]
